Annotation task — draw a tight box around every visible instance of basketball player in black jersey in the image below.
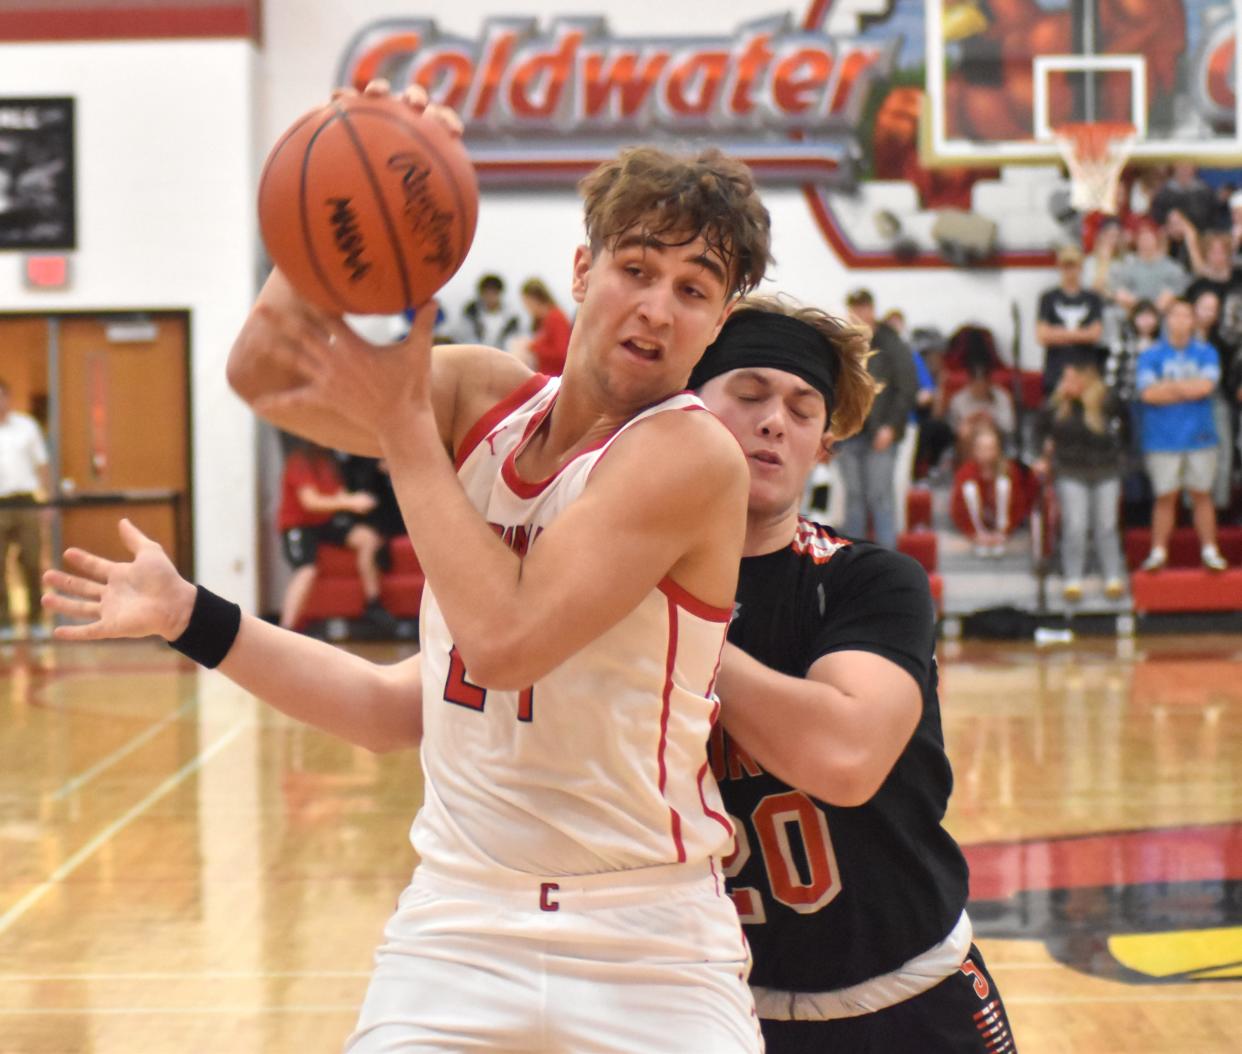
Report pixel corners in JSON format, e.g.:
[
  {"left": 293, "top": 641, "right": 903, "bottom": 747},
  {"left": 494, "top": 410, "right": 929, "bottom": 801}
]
[{"left": 692, "top": 297, "right": 1017, "bottom": 1053}]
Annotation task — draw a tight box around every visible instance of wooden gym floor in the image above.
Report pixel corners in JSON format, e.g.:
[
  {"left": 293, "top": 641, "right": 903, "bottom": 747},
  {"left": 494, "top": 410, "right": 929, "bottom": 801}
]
[{"left": 1, "top": 633, "right": 1240, "bottom": 1053}]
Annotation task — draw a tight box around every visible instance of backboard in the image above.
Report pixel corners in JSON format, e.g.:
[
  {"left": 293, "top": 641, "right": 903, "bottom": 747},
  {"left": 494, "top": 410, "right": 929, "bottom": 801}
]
[{"left": 924, "top": 0, "right": 1242, "bottom": 164}]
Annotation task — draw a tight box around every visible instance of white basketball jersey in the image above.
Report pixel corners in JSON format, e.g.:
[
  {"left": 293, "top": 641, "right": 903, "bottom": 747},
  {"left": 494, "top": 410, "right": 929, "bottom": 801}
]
[{"left": 412, "top": 374, "right": 736, "bottom": 879}]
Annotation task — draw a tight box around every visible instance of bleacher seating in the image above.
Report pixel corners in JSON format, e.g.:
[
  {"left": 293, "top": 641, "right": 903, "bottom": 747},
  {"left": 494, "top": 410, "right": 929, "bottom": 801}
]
[
  {"left": 297, "top": 535, "right": 425, "bottom": 629},
  {"left": 1123, "top": 526, "right": 1242, "bottom": 570},
  {"left": 897, "top": 495, "right": 943, "bottom": 609},
  {"left": 906, "top": 486, "right": 933, "bottom": 530},
  {"left": 1126, "top": 526, "right": 1242, "bottom": 614}
]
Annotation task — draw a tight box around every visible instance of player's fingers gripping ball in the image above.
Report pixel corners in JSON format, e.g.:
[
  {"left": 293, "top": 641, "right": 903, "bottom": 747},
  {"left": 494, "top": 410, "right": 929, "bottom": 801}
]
[{"left": 258, "top": 93, "right": 479, "bottom": 316}]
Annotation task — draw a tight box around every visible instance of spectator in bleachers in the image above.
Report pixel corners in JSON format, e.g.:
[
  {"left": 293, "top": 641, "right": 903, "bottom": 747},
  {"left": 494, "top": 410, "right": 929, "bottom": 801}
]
[
  {"left": 1111, "top": 222, "right": 1189, "bottom": 314},
  {"left": 839, "top": 288, "right": 919, "bottom": 548},
  {"left": 947, "top": 361, "right": 1016, "bottom": 451},
  {"left": 1035, "top": 363, "right": 1128, "bottom": 601},
  {"left": 340, "top": 454, "right": 407, "bottom": 566},
  {"left": 1230, "top": 353, "right": 1242, "bottom": 486},
  {"left": 1107, "top": 299, "right": 1162, "bottom": 403},
  {"left": 1036, "top": 244, "right": 1104, "bottom": 394},
  {"left": 893, "top": 322, "right": 938, "bottom": 528},
  {"left": 1151, "top": 162, "right": 1223, "bottom": 234},
  {"left": 1136, "top": 298, "right": 1228, "bottom": 571},
  {"left": 950, "top": 420, "right": 1036, "bottom": 558},
  {"left": 1191, "top": 229, "right": 1242, "bottom": 367},
  {"left": 277, "top": 439, "right": 396, "bottom": 631},
  {"left": 511, "top": 277, "right": 572, "bottom": 376},
  {"left": 882, "top": 308, "right": 907, "bottom": 339},
  {"left": 1163, "top": 208, "right": 1203, "bottom": 274},
  {"left": 910, "top": 327, "right": 956, "bottom": 480},
  {"left": 1229, "top": 190, "right": 1242, "bottom": 264},
  {"left": 456, "top": 274, "right": 522, "bottom": 350},
  {"left": 1191, "top": 289, "right": 1239, "bottom": 511},
  {"left": 1084, "top": 216, "right": 1127, "bottom": 350}
]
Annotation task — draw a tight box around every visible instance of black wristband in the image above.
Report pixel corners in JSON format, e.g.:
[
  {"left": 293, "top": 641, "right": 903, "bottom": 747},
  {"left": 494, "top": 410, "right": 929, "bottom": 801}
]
[{"left": 167, "top": 585, "right": 242, "bottom": 669}]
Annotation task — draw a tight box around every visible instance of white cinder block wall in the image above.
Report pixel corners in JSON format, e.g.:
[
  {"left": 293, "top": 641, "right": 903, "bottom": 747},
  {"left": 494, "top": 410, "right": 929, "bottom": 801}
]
[{"left": 0, "top": 39, "right": 260, "bottom": 607}]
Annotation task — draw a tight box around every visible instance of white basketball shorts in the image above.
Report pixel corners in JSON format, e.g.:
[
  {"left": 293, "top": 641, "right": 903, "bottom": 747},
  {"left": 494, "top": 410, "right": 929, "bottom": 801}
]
[{"left": 345, "top": 860, "right": 763, "bottom": 1053}]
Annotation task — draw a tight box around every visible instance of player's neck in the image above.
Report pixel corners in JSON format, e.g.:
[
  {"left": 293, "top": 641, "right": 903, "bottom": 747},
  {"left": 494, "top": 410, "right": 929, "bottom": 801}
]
[
  {"left": 520, "top": 375, "right": 632, "bottom": 474},
  {"left": 743, "top": 506, "right": 798, "bottom": 556}
]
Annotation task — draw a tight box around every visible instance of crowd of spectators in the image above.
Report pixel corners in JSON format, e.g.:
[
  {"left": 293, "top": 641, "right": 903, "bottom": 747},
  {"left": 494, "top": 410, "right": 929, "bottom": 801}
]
[{"left": 827, "top": 163, "right": 1242, "bottom": 606}]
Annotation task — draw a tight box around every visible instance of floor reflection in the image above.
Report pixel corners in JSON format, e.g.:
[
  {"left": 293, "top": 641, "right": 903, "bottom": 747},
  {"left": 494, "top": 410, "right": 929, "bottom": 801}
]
[{"left": 941, "top": 637, "right": 1242, "bottom": 986}]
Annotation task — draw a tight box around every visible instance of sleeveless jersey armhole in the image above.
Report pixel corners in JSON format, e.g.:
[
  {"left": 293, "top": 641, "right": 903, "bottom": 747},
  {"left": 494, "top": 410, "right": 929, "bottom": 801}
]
[{"left": 454, "top": 374, "right": 552, "bottom": 470}]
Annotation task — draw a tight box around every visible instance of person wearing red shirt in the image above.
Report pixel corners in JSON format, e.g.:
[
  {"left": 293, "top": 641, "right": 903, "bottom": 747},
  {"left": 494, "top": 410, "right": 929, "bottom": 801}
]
[
  {"left": 950, "top": 422, "right": 1036, "bottom": 557},
  {"left": 515, "top": 277, "right": 572, "bottom": 376},
  {"left": 277, "top": 439, "right": 394, "bottom": 632}
]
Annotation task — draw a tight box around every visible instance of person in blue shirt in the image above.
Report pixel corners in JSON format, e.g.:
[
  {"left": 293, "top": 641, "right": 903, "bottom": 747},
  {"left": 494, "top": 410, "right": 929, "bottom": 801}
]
[{"left": 1135, "top": 298, "right": 1228, "bottom": 571}]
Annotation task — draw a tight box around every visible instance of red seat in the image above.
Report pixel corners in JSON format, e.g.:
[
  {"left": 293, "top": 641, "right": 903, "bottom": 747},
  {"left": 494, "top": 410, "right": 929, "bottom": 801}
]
[
  {"left": 1124, "top": 526, "right": 1242, "bottom": 570},
  {"left": 939, "top": 368, "right": 1043, "bottom": 414},
  {"left": 898, "top": 530, "right": 938, "bottom": 574},
  {"left": 1130, "top": 568, "right": 1242, "bottom": 613},
  {"left": 906, "top": 487, "right": 933, "bottom": 530},
  {"left": 297, "top": 535, "right": 425, "bottom": 628}
]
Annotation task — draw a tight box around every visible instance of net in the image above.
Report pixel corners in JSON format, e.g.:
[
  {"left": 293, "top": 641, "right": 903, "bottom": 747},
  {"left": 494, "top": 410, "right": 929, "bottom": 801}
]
[{"left": 1053, "top": 122, "right": 1136, "bottom": 215}]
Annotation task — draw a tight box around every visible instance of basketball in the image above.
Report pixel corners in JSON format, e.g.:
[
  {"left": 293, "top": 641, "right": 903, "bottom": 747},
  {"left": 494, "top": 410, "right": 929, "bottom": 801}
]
[{"left": 257, "top": 94, "right": 478, "bottom": 315}]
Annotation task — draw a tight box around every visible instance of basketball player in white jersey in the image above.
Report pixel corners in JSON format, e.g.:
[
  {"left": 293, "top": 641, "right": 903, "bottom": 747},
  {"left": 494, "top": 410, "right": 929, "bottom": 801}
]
[{"left": 43, "top": 92, "right": 773, "bottom": 1052}]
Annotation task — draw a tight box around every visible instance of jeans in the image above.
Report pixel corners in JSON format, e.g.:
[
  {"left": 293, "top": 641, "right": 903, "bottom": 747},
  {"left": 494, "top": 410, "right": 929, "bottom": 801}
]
[
  {"left": 1211, "top": 394, "right": 1233, "bottom": 508},
  {"left": 837, "top": 434, "right": 898, "bottom": 548},
  {"left": 1056, "top": 475, "right": 1124, "bottom": 581}
]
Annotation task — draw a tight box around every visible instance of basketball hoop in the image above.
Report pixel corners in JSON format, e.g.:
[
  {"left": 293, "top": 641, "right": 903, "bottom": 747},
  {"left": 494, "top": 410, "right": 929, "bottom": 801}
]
[{"left": 1053, "top": 122, "right": 1136, "bottom": 215}]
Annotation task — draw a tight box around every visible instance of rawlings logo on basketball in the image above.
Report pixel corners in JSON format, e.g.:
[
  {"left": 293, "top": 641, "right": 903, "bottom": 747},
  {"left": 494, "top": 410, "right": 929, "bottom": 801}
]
[
  {"left": 337, "top": 14, "right": 896, "bottom": 185},
  {"left": 387, "top": 153, "right": 456, "bottom": 270},
  {"left": 326, "top": 196, "right": 373, "bottom": 283}
]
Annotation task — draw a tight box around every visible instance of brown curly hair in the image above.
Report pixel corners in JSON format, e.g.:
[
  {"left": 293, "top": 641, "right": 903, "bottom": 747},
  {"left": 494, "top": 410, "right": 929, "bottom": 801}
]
[
  {"left": 578, "top": 146, "right": 772, "bottom": 299},
  {"left": 730, "top": 294, "right": 878, "bottom": 439}
]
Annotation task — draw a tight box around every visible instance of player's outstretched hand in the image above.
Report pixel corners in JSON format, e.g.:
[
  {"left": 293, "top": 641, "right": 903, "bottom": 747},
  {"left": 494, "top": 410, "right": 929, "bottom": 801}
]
[{"left": 41, "top": 518, "right": 197, "bottom": 643}]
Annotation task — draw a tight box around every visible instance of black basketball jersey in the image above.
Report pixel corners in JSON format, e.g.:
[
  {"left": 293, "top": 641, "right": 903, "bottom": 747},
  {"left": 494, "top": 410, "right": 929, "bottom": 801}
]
[{"left": 710, "top": 518, "right": 969, "bottom": 992}]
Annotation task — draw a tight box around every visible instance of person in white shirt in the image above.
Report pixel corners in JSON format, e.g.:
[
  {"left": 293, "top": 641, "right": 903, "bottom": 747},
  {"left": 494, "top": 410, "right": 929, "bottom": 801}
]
[{"left": 0, "top": 378, "right": 50, "bottom": 638}]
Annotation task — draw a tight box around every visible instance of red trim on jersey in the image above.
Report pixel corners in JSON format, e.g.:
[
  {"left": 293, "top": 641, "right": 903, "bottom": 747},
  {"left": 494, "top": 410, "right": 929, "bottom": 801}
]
[
  {"left": 453, "top": 374, "right": 550, "bottom": 470},
  {"left": 697, "top": 696, "right": 735, "bottom": 841},
  {"left": 658, "top": 577, "right": 733, "bottom": 623},
  {"left": 583, "top": 400, "right": 717, "bottom": 486},
  {"left": 659, "top": 596, "right": 687, "bottom": 863},
  {"left": 500, "top": 391, "right": 622, "bottom": 499}
]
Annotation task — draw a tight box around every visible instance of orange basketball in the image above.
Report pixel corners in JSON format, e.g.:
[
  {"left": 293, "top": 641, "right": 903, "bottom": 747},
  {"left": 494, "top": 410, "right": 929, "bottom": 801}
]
[{"left": 258, "top": 94, "right": 478, "bottom": 315}]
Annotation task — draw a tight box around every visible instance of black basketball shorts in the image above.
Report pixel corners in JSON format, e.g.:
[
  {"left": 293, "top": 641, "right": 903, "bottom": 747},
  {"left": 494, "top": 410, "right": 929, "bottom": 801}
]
[{"left": 760, "top": 945, "right": 1015, "bottom": 1054}]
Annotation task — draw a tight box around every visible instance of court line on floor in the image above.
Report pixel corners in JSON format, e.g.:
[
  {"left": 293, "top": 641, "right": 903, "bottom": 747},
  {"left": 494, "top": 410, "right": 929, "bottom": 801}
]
[
  {"left": 0, "top": 1006, "right": 359, "bottom": 1015},
  {"left": 2, "top": 993, "right": 1241, "bottom": 1015},
  {"left": 50, "top": 698, "right": 199, "bottom": 801},
  {"left": 0, "top": 717, "right": 252, "bottom": 938},
  {"left": 0, "top": 971, "right": 370, "bottom": 981}
]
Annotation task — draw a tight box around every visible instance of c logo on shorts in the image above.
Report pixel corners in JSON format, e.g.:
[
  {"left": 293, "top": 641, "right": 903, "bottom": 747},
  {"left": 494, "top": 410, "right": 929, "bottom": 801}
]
[{"left": 539, "top": 882, "right": 559, "bottom": 912}]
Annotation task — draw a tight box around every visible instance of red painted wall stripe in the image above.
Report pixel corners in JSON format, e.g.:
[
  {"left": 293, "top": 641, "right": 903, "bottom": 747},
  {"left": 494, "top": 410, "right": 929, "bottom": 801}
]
[{"left": 0, "top": 4, "right": 259, "bottom": 42}]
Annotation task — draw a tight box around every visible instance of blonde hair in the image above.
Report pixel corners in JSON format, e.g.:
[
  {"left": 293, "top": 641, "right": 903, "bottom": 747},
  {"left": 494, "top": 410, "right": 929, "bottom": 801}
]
[
  {"left": 520, "top": 277, "right": 555, "bottom": 305},
  {"left": 578, "top": 146, "right": 772, "bottom": 298},
  {"left": 1053, "top": 363, "right": 1108, "bottom": 433},
  {"left": 730, "top": 293, "right": 878, "bottom": 439}
]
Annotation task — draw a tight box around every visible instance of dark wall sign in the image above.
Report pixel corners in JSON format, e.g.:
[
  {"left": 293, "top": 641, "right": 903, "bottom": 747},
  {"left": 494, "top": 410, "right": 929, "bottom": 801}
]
[{"left": 0, "top": 97, "right": 75, "bottom": 251}]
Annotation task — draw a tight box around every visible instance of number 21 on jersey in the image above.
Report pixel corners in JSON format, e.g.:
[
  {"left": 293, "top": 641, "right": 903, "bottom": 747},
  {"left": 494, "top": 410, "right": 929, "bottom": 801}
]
[
  {"left": 723, "top": 789, "right": 842, "bottom": 923},
  {"left": 444, "top": 646, "right": 534, "bottom": 721}
]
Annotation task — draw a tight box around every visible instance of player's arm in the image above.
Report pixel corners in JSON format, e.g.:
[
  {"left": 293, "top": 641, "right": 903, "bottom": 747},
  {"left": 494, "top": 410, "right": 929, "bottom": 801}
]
[
  {"left": 716, "top": 550, "right": 930, "bottom": 807},
  {"left": 715, "top": 646, "right": 920, "bottom": 807},
  {"left": 42, "top": 520, "right": 423, "bottom": 753},
  {"left": 387, "top": 407, "right": 748, "bottom": 689},
  {"left": 227, "top": 268, "right": 530, "bottom": 456}
]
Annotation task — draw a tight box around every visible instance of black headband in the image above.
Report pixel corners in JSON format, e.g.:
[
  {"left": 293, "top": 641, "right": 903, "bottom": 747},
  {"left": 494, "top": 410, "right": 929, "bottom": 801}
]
[{"left": 689, "top": 310, "right": 839, "bottom": 412}]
